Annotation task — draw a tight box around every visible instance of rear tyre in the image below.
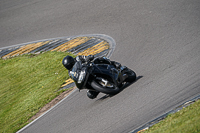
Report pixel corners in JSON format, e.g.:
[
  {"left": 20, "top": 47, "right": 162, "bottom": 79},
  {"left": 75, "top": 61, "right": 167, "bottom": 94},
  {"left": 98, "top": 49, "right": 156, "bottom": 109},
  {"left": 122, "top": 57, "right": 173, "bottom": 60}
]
[
  {"left": 87, "top": 90, "right": 99, "bottom": 99},
  {"left": 124, "top": 69, "right": 136, "bottom": 82}
]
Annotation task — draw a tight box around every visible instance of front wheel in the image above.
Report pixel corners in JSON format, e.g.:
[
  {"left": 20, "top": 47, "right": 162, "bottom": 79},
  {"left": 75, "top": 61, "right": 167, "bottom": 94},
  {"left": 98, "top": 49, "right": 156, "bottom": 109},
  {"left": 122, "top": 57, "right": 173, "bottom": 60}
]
[{"left": 91, "top": 79, "right": 120, "bottom": 95}]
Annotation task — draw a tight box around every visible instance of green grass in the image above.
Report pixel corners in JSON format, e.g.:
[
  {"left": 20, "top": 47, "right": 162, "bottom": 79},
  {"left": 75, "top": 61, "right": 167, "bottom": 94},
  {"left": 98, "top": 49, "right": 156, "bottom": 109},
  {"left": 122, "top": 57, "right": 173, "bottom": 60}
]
[
  {"left": 144, "top": 100, "right": 200, "bottom": 133},
  {"left": 0, "top": 51, "right": 75, "bottom": 133}
]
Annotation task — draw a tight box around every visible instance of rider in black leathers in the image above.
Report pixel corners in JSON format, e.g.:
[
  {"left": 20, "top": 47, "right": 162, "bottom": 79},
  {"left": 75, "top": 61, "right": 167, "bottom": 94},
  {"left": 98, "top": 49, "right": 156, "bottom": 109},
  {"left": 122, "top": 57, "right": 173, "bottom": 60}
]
[{"left": 62, "top": 55, "right": 122, "bottom": 99}]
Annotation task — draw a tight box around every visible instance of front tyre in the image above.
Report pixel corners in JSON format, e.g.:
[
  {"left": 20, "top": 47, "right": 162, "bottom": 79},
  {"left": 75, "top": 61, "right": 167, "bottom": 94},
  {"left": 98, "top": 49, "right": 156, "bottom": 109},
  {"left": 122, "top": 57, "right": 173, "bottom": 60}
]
[{"left": 91, "top": 80, "right": 120, "bottom": 95}]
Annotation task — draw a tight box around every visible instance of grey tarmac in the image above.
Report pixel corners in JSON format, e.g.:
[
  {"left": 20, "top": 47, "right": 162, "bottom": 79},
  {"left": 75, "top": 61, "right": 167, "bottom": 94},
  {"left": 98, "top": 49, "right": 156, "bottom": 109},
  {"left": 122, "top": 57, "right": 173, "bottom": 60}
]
[{"left": 1, "top": 0, "right": 200, "bottom": 133}]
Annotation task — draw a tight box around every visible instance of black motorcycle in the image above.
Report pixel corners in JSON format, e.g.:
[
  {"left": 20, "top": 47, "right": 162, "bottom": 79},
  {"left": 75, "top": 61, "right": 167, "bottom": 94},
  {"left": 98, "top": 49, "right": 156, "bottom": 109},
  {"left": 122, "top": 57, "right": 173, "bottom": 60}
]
[{"left": 69, "top": 57, "right": 136, "bottom": 99}]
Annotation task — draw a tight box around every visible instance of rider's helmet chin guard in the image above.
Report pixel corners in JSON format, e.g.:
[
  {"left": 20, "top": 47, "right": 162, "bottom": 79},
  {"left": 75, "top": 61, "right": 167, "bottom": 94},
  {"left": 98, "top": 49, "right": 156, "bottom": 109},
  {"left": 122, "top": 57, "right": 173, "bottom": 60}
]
[{"left": 62, "top": 55, "right": 75, "bottom": 70}]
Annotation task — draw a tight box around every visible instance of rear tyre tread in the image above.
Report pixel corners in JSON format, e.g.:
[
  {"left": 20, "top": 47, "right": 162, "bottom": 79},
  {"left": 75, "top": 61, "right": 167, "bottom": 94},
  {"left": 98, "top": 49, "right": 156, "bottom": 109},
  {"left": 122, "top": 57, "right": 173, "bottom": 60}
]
[{"left": 125, "top": 69, "right": 136, "bottom": 82}]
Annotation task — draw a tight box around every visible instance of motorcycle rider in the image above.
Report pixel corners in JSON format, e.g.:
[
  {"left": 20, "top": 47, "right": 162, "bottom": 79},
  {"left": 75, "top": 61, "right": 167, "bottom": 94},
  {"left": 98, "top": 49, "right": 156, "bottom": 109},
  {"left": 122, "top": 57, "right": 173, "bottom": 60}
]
[
  {"left": 62, "top": 55, "right": 94, "bottom": 71},
  {"left": 62, "top": 55, "right": 121, "bottom": 72},
  {"left": 62, "top": 55, "right": 122, "bottom": 99}
]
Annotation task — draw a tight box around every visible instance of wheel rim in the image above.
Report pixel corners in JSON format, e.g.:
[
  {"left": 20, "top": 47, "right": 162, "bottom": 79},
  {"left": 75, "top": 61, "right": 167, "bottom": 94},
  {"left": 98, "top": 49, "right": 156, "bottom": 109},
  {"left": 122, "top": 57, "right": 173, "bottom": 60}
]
[{"left": 98, "top": 78, "right": 114, "bottom": 88}]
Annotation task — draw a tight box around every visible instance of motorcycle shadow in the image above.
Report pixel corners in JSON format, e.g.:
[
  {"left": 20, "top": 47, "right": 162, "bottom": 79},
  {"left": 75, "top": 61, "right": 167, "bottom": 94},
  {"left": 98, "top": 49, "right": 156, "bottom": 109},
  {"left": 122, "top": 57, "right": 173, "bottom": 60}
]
[{"left": 97, "top": 76, "right": 143, "bottom": 101}]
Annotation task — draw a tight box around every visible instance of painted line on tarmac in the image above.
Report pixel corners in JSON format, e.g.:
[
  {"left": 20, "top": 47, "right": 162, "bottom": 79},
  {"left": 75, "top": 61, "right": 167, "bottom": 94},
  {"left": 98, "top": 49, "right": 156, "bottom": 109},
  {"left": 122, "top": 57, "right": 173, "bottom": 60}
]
[
  {"left": 131, "top": 94, "right": 200, "bottom": 133},
  {"left": 0, "top": 34, "right": 116, "bottom": 89}
]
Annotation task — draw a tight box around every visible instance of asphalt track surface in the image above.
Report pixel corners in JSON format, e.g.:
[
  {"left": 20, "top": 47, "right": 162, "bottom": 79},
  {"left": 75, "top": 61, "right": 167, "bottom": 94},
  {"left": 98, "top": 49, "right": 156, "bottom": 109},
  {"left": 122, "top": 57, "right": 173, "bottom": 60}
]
[{"left": 1, "top": 0, "right": 200, "bottom": 133}]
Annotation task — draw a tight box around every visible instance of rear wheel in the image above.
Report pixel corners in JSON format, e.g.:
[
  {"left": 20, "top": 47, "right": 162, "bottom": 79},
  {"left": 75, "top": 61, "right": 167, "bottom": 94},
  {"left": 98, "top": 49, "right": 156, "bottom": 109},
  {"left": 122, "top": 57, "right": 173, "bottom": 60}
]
[
  {"left": 91, "top": 78, "right": 120, "bottom": 95},
  {"left": 124, "top": 69, "right": 136, "bottom": 82}
]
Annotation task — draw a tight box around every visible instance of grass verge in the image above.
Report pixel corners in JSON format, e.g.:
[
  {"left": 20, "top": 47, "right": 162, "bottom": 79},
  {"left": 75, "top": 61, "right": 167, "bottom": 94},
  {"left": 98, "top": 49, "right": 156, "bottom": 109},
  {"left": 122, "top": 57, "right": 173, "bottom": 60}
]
[
  {"left": 0, "top": 51, "right": 75, "bottom": 133},
  {"left": 144, "top": 99, "right": 200, "bottom": 133}
]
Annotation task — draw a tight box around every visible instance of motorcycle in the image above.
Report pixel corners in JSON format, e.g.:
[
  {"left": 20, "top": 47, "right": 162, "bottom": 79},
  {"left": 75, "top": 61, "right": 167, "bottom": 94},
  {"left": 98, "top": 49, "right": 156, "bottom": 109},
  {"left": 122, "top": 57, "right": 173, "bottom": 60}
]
[{"left": 69, "top": 57, "right": 136, "bottom": 99}]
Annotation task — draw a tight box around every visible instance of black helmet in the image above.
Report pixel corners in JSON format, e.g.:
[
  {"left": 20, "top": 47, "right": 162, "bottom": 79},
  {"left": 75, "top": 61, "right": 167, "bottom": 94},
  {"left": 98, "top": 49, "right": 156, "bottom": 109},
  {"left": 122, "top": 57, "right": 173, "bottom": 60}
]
[{"left": 62, "top": 55, "right": 75, "bottom": 70}]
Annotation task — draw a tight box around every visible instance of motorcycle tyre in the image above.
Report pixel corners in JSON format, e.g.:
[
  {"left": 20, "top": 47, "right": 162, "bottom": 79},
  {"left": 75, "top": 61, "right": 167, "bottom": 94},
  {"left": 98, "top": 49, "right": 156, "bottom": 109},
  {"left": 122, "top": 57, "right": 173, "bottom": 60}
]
[
  {"left": 87, "top": 90, "right": 99, "bottom": 99},
  {"left": 124, "top": 69, "right": 137, "bottom": 82},
  {"left": 91, "top": 80, "right": 120, "bottom": 95}
]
